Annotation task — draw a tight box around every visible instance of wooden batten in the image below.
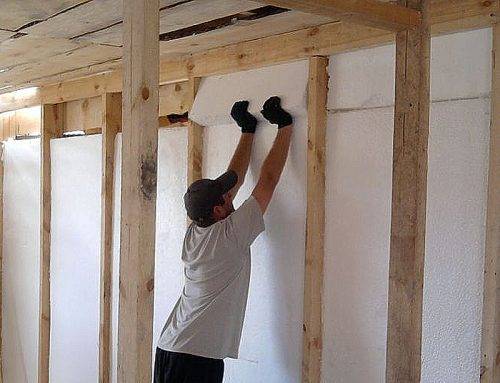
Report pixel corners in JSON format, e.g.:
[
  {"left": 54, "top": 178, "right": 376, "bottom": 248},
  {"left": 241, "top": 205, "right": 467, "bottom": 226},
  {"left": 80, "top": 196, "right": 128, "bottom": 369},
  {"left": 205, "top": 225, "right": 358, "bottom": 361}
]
[
  {"left": 187, "top": 77, "right": 203, "bottom": 185},
  {"left": 480, "top": 23, "right": 500, "bottom": 383},
  {"left": 386, "top": 0, "right": 431, "bottom": 382},
  {"left": 256, "top": 0, "right": 422, "bottom": 31},
  {"left": 0, "top": 144, "right": 3, "bottom": 383},
  {"left": 39, "top": 103, "right": 65, "bottom": 383},
  {"left": 117, "top": 0, "right": 159, "bottom": 382},
  {"left": 302, "top": 56, "right": 328, "bottom": 383},
  {"left": 99, "top": 92, "right": 121, "bottom": 383}
]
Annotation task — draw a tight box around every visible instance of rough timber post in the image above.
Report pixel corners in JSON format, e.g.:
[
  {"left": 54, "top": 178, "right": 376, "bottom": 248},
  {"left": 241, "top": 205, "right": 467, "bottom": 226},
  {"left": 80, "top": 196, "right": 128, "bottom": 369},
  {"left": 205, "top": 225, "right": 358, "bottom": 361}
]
[
  {"left": 480, "top": 23, "right": 500, "bottom": 383},
  {"left": 39, "top": 103, "right": 65, "bottom": 383},
  {"left": 302, "top": 56, "right": 328, "bottom": 383},
  {"left": 99, "top": 92, "right": 122, "bottom": 383},
  {"left": 117, "top": 0, "right": 159, "bottom": 381},
  {"left": 187, "top": 77, "right": 203, "bottom": 185},
  {"left": 386, "top": 0, "right": 431, "bottom": 382}
]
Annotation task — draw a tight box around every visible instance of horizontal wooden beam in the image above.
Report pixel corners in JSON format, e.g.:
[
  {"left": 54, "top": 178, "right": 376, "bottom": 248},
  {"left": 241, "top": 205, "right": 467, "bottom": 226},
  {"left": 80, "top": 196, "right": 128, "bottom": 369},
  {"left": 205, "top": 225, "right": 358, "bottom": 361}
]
[
  {"left": 256, "top": 0, "right": 422, "bottom": 31},
  {"left": 0, "top": 0, "right": 495, "bottom": 114}
]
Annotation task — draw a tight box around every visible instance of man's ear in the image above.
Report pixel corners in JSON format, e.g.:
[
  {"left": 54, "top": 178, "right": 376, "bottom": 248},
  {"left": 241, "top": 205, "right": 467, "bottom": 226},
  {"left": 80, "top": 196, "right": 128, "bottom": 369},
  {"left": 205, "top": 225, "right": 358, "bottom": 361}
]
[{"left": 213, "top": 205, "right": 224, "bottom": 220}]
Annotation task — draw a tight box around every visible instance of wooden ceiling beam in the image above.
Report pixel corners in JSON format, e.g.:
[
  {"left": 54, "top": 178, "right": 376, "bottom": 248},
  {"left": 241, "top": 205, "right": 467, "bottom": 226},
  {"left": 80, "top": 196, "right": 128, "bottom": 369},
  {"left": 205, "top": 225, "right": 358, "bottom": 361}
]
[{"left": 255, "top": 0, "right": 422, "bottom": 31}]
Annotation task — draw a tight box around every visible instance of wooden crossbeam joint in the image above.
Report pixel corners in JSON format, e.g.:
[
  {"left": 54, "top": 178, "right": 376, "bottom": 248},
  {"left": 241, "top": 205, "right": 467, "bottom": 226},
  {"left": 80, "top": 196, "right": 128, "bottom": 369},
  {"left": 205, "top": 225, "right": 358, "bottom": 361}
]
[{"left": 255, "top": 0, "right": 422, "bottom": 31}]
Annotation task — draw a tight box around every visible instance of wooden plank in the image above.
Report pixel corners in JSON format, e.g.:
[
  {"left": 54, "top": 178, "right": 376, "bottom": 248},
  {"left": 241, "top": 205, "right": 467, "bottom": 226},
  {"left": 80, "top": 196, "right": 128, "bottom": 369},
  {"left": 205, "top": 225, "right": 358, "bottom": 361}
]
[
  {"left": 117, "top": 0, "right": 159, "bottom": 382},
  {"left": 0, "top": 35, "right": 85, "bottom": 72},
  {"left": 0, "top": 31, "right": 14, "bottom": 43},
  {"left": 23, "top": 0, "right": 124, "bottom": 39},
  {"left": 159, "top": 82, "right": 191, "bottom": 115},
  {"left": 20, "top": 0, "right": 186, "bottom": 40},
  {"left": 386, "top": 1, "right": 430, "bottom": 382},
  {"left": 160, "top": 11, "right": 330, "bottom": 57},
  {"left": 187, "top": 77, "right": 203, "bottom": 185},
  {"left": 65, "top": 96, "right": 102, "bottom": 132},
  {"left": 1, "top": 0, "right": 496, "bottom": 113},
  {"left": 99, "top": 92, "right": 121, "bottom": 383},
  {"left": 0, "top": 44, "right": 122, "bottom": 89},
  {"left": 0, "top": 143, "right": 3, "bottom": 383},
  {"left": 302, "top": 56, "right": 328, "bottom": 383},
  {"left": 256, "top": 0, "right": 422, "bottom": 31},
  {"left": 0, "top": 0, "right": 87, "bottom": 31},
  {"left": 38, "top": 103, "right": 65, "bottom": 383},
  {"left": 79, "top": 0, "right": 261, "bottom": 46},
  {"left": 480, "top": 23, "right": 500, "bottom": 383}
]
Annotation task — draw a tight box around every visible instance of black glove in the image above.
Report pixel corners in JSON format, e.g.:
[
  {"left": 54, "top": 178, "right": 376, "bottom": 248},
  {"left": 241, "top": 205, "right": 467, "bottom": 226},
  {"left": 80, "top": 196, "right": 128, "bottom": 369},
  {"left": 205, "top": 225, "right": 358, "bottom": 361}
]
[
  {"left": 230, "top": 100, "right": 258, "bottom": 133},
  {"left": 261, "top": 96, "right": 293, "bottom": 129}
]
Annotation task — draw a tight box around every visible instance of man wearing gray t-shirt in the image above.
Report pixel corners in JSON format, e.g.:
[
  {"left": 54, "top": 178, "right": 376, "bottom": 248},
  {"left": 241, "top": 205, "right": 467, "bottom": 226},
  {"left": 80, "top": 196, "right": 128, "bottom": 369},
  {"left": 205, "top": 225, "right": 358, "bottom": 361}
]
[{"left": 154, "top": 96, "right": 293, "bottom": 383}]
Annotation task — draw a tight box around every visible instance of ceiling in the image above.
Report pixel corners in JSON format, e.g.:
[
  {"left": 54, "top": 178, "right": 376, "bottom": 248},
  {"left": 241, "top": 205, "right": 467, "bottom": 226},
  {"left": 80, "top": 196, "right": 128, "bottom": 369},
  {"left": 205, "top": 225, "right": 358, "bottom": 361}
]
[{"left": 0, "top": 0, "right": 332, "bottom": 94}]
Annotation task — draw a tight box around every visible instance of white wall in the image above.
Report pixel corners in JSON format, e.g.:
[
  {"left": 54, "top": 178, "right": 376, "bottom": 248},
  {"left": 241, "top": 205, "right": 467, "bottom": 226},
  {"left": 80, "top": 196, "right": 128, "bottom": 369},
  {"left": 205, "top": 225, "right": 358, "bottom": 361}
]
[
  {"left": 323, "top": 28, "right": 491, "bottom": 383},
  {"left": 50, "top": 135, "right": 102, "bottom": 382},
  {"left": 2, "top": 139, "right": 40, "bottom": 383}
]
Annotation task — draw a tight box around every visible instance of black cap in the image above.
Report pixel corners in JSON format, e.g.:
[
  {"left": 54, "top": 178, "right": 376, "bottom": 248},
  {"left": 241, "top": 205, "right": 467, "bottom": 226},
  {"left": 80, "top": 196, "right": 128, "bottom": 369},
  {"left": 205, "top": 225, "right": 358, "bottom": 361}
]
[{"left": 184, "top": 170, "right": 238, "bottom": 223}]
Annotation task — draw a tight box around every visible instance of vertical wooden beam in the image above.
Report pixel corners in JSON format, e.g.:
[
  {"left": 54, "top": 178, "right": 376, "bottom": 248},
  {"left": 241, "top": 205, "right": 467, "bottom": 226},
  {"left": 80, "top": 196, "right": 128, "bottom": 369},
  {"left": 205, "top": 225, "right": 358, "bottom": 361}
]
[
  {"left": 38, "top": 103, "right": 65, "bottom": 383},
  {"left": 480, "top": 24, "right": 500, "bottom": 383},
  {"left": 187, "top": 77, "right": 203, "bottom": 185},
  {"left": 302, "top": 56, "right": 328, "bottom": 383},
  {"left": 386, "top": 1, "right": 430, "bottom": 382},
  {"left": 99, "top": 92, "right": 121, "bottom": 383},
  {"left": 0, "top": 144, "right": 3, "bottom": 383},
  {"left": 117, "top": 0, "right": 159, "bottom": 382}
]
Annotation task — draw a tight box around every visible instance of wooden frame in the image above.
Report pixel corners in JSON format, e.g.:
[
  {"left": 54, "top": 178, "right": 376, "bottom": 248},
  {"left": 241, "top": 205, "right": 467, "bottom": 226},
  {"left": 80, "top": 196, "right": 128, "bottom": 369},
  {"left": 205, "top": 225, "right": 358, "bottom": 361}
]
[
  {"left": 187, "top": 77, "right": 203, "bottom": 185},
  {"left": 480, "top": 23, "right": 500, "bottom": 383},
  {"left": 0, "top": 144, "right": 3, "bottom": 383},
  {"left": 386, "top": 1, "right": 431, "bottom": 382},
  {"left": 256, "top": 0, "right": 422, "bottom": 31},
  {"left": 117, "top": 0, "right": 159, "bottom": 381},
  {"left": 99, "top": 92, "right": 121, "bottom": 383},
  {"left": 302, "top": 56, "right": 329, "bottom": 383},
  {"left": 38, "top": 103, "right": 65, "bottom": 383}
]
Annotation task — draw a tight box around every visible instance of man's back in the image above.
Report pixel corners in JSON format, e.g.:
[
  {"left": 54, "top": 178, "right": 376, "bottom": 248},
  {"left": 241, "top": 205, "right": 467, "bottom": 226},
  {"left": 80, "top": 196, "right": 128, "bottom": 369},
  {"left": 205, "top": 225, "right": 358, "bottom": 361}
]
[{"left": 158, "top": 196, "right": 264, "bottom": 359}]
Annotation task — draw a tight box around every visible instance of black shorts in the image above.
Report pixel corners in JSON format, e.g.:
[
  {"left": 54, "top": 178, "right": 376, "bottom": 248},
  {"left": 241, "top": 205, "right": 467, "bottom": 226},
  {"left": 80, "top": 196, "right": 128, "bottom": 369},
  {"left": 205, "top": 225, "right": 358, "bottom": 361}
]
[{"left": 153, "top": 348, "right": 224, "bottom": 383}]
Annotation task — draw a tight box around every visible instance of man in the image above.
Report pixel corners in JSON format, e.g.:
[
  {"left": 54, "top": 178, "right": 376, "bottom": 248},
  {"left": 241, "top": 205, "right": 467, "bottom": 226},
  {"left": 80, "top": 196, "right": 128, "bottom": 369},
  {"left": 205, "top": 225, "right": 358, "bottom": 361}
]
[{"left": 154, "top": 96, "right": 293, "bottom": 383}]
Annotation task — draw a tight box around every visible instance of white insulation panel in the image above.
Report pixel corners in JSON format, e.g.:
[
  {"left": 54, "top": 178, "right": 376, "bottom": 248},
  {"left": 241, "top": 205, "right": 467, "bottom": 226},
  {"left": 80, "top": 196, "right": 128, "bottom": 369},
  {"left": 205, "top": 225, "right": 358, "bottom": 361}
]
[
  {"left": 50, "top": 135, "right": 102, "bottom": 382},
  {"left": 190, "top": 60, "right": 309, "bottom": 127},
  {"left": 111, "top": 128, "right": 188, "bottom": 383},
  {"left": 323, "top": 28, "right": 491, "bottom": 383},
  {"left": 329, "top": 28, "right": 492, "bottom": 110},
  {"left": 200, "top": 61, "right": 309, "bottom": 383},
  {"left": 2, "top": 139, "right": 40, "bottom": 383}
]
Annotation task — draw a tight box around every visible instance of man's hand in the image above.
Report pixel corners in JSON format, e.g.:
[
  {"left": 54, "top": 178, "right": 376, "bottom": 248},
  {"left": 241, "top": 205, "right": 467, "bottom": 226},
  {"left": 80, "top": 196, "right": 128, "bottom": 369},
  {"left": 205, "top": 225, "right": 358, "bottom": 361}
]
[
  {"left": 261, "top": 96, "right": 293, "bottom": 129},
  {"left": 231, "top": 100, "right": 258, "bottom": 134}
]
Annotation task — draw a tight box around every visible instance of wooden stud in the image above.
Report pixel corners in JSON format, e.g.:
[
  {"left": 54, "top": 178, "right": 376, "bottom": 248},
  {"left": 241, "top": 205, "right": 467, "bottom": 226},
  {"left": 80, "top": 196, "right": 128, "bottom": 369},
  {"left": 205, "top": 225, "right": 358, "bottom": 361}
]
[
  {"left": 480, "top": 23, "right": 500, "bottom": 383},
  {"left": 302, "top": 56, "right": 328, "bottom": 383},
  {"left": 117, "top": 0, "right": 159, "bottom": 382},
  {"left": 99, "top": 92, "right": 122, "bottom": 383},
  {"left": 386, "top": 1, "right": 431, "bottom": 382},
  {"left": 187, "top": 77, "right": 203, "bottom": 185},
  {"left": 0, "top": 144, "right": 3, "bottom": 383},
  {"left": 256, "top": 0, "right": 422, "bottom": 31},
  {"left": 38, "top": 103, "right": 65, "bottom": 383}
]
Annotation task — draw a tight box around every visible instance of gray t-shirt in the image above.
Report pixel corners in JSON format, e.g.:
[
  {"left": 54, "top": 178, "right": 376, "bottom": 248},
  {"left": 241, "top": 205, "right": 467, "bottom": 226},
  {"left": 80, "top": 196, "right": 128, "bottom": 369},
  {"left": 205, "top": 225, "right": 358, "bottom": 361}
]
[{"left": 157, "top": 196, "right": 265, "bottom": 359}]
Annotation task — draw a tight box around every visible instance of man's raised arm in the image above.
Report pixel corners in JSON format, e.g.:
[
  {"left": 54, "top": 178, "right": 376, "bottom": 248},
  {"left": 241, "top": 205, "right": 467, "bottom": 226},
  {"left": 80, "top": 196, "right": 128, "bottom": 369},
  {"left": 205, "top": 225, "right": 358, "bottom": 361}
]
[
  {"left": 252, "top": 97, "right": 293, "bottom": 213},
  {"left": 227, "top": 101, "right": 258, "bottom": 196}
]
